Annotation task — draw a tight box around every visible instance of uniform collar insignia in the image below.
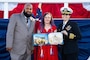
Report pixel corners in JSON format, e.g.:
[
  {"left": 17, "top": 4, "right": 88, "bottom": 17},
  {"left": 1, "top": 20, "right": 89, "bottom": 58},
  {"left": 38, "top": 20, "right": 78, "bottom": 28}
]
[{"left": 66, "top": 25, "right": 71, "bottom": 31}]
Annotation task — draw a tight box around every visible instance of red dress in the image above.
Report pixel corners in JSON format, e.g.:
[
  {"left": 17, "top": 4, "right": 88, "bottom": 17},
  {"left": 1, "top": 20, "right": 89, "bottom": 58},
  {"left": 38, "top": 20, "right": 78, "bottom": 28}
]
[{"left": 34, "top": 25, "right": 59, "bottom": 60}]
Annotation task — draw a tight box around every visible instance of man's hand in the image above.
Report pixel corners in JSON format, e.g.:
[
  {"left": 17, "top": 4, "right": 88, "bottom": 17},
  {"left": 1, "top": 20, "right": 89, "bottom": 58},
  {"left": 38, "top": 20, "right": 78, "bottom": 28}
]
[
  {"left": 30, "top": 17, "right": 35, "bottom": 21},
  {"left": 6, "top": 47, "right": 12, "bottom": 51},
  {"left": 61, "top": 30, "right": 68, "bottom": 36}
]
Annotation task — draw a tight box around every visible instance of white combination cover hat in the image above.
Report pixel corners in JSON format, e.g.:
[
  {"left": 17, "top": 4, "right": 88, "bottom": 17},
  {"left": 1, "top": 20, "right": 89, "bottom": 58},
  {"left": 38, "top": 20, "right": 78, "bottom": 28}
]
[{"left": 60, "top": 7, "right": 73, "bottom": 14}]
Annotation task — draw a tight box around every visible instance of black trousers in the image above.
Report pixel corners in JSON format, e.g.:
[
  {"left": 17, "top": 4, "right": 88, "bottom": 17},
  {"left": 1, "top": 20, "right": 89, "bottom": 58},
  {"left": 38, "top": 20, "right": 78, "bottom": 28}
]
[{"left": 61, "top": 52, "right": 78, "bottom": 60}]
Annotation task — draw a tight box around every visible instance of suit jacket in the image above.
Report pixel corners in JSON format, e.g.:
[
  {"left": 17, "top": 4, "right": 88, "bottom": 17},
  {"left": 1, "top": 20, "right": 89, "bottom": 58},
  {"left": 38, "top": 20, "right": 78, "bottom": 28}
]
[
  {"left": 6, "top": 13, "right": 35, "bottom": 54},
  {"left": 57, "top": 20, "right": 81, "bottom": 54}
]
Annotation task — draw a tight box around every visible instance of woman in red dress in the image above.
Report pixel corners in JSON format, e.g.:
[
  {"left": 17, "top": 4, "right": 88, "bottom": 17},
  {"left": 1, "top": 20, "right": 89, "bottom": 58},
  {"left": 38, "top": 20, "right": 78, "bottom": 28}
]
[{"left": 34, "top": 12, "right": 59, "bottom": 60}]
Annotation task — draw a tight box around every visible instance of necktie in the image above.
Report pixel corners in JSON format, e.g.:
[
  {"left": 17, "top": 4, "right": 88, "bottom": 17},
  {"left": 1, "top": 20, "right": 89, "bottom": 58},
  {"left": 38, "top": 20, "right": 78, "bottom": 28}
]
[
  {"left": 26, "top": 18, "right": 30, "bottom": 29},
  {"left": 26, "top": 17, "right": 29, "bottom": 23}
]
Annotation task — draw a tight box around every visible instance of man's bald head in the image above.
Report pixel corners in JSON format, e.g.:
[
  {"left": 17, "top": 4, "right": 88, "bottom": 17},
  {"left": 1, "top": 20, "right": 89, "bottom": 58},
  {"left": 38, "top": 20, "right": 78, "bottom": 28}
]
[{"left": 24, "top": 3, "right": 33, "bottom": 9}]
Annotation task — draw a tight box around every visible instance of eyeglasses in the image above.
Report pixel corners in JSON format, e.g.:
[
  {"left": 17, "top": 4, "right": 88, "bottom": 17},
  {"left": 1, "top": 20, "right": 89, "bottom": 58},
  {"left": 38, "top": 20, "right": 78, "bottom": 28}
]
[{"left": 62, "top": 14, "right": 71, "bottom": 15}]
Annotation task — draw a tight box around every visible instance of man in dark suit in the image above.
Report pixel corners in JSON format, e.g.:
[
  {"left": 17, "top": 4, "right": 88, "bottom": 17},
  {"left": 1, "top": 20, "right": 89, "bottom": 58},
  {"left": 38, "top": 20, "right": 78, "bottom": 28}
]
[{"left": 57, "top": 7, "right": 81, "bottom": 60}]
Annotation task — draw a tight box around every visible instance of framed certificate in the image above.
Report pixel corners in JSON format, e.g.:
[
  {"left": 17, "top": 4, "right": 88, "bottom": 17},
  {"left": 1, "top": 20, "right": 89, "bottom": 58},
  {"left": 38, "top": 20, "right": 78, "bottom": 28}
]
[
  {"left": 33, "top": 33, "right": 48, "bottom": 46},
  {"left": 48, "top": 32, "right": 63, "bottom": 45}
]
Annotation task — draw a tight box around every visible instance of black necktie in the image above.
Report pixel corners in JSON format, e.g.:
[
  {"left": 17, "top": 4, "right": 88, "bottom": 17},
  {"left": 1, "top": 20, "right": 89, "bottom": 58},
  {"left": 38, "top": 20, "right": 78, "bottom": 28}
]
[
  {"left": 26, "top": 18, "right": 30, "bottom": 29},
  {"left": 26, "top": 18, "right": 29, "bottom": 23}
]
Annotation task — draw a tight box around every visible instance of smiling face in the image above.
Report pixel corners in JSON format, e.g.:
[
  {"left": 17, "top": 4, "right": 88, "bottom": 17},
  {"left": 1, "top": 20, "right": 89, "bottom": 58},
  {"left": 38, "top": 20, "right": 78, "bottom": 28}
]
[
  {"left": 24, "top": 4, "right": 33, "bottom": 15},
  {"left": 62, "top": 14, "right": 71, "bottom": 21},
  {"left": 23, "top": 3, "right": 33, "bottom": 17},
  {"left": 44, "top": 13, "right": 52, "bottom": 24}
]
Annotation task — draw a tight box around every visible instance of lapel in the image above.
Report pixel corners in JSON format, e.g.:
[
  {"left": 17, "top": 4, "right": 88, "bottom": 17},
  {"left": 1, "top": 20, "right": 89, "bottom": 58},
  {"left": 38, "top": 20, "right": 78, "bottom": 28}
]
[
  {"left": 28, "top": 19, "right": 33, "bottom": 31},
  {"left": 20, "top": 13, "right": 28, "bottom": 29},
  {"left": 28, "top": 17, "right": 35, "bottom": 33},
  {"left": 63, "top": 20, "right": 70, "bottom": 30}
]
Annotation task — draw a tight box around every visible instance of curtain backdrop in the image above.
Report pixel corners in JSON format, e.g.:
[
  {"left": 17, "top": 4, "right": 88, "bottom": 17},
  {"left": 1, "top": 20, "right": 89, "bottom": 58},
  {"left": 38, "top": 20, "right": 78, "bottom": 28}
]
[
  {"left": 0, "top": 3, "right": 90, "bottom": 18},
  {"left": 0, "top": 19, "right": 90, "bottom": 60}
]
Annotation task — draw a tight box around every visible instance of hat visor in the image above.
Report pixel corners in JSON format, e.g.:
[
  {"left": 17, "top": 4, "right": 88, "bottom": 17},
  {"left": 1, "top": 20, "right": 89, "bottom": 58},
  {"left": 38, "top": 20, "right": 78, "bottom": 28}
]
[{"left": 62, "top": 12, "right": 71, "bottom": 15}]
